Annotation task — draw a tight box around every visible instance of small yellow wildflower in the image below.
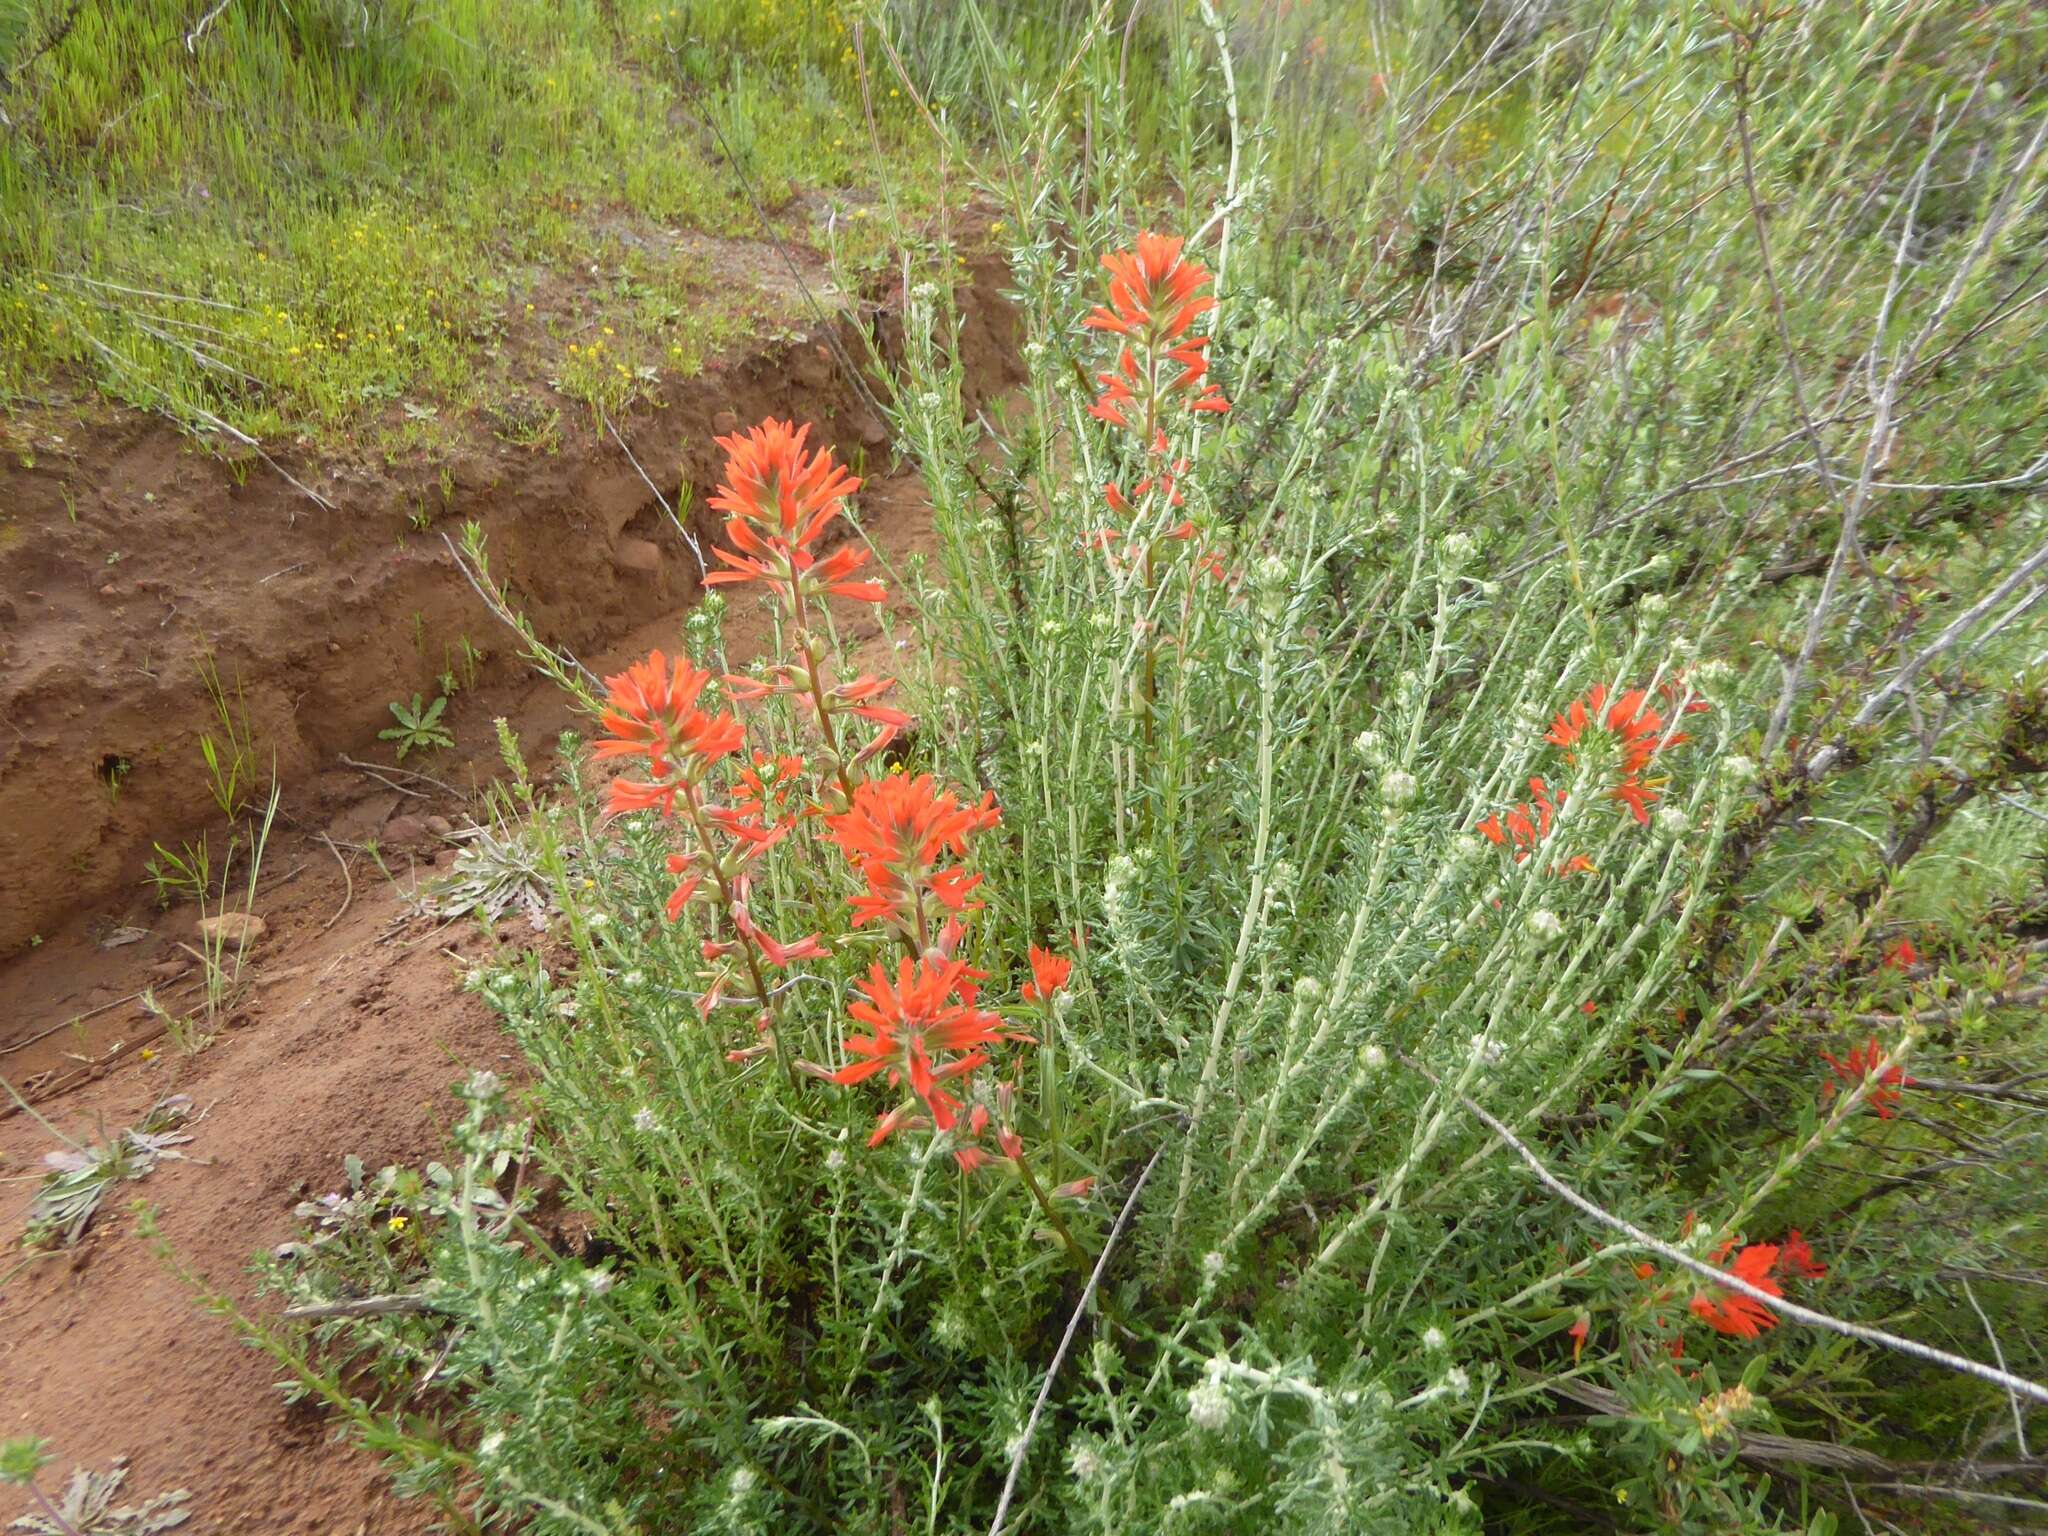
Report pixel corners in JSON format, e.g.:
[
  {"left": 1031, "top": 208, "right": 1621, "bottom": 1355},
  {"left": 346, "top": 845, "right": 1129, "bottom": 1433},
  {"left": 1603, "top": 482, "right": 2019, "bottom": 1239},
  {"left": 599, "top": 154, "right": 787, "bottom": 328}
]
[{"left": 388, "top": 1215, "right": 409, "bottom": 1233}]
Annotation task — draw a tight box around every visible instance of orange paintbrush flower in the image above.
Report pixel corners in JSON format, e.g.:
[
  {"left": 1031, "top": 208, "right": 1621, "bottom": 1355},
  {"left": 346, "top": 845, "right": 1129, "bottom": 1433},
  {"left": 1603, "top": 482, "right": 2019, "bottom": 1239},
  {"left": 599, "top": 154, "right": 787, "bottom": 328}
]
[
  {"left": 1545, "top": 681, "right": 1706, "bottom": 824},
  {"left": 1775, "top": 1230, "right": 1827, "bottom": 1280},
  {"left": 595, "top": 651, "right": 743, "bottom": 814},
  {"left": 1021, "top": 945, "right": 1072, "bottom": 1005},
  {"left": 1821, "top": 1037, "right": 1917, "bottom": 1119},
  {"left": 1476, "top": 777, "right": 1562, "bottom": 862},
  {"left": 701, "top": 418, "right": 885, "bottom": 608},
  {"left": 1086, "top": 232, "right": 1219, "bottom": 344},
  {"left": 827, "top": 773, "right": 1000, "bottom": 936},
  {"left": 1689, "top": 1241, "right": 1782, "bottom": 1338},
  {"left": 1084, "top": 233, "right": 1229, "bottom": 549},
  {"left": 833, "top": 957, "right": 1009, "bottom": 1139}
]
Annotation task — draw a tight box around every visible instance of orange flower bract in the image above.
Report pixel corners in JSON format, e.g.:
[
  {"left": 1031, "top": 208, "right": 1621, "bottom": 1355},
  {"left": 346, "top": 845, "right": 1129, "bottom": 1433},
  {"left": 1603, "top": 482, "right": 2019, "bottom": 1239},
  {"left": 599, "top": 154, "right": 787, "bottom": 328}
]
[
  {"left": 1021, "top": 945, "right": 1072, "bottom": 1005},
  {"left": 1545, "top": 681, "right": 1707, "bottom": 825},
  {"left": 1689, "top": 1241, "right": 1782, "bottom": 1338},
  {"left": 834, "top": 957, "right": 1009, "bottom": 1139},
  {"left": 1821, "top": 1037, "right": 1917, "bottom": 1119},
  {"left": 701, "top": 418, "right": 883, "bottom": 607},
  {"left": 827, "top": 773, "right": 1000, "bottom": 935},
  {"left": 595, "top": 651, "right": 743, "bottom": 814}
]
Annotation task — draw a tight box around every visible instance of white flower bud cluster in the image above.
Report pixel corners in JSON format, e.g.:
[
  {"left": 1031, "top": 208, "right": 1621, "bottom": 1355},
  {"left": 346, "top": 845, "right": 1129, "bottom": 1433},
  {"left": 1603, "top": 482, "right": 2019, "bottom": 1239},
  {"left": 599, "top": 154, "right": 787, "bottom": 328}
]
[
  {"left": 1255, "top": 556, "right": 1293, "bottom": 620},
  {"left": 1104, "top": 854, "right": 1139, "bottom": 917},
  {"left": 1187, "top": 1368, "right": 1233, "bottom": 1432}
]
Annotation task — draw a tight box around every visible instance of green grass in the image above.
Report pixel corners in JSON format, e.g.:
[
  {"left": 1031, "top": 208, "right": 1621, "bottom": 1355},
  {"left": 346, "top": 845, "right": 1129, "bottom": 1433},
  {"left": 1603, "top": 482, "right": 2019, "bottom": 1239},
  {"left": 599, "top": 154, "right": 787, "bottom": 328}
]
[{"left": 0, "top": 0, "right": 944, "bottom": 448}]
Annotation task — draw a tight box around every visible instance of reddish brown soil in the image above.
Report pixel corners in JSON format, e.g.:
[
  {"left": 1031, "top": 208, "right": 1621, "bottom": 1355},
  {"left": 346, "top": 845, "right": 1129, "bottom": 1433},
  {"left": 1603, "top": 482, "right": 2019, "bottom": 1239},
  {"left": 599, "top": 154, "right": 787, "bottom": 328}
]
[{"left": 0, "top": 250, "right": 1018, "bottom": 1531}]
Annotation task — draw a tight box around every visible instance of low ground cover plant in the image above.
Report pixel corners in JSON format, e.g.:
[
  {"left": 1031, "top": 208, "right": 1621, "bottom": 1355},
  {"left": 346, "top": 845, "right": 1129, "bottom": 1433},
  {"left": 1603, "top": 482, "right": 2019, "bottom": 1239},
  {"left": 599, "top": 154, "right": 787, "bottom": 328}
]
[{"left": 189, "top": 2, "right": 2048, "bottom": 1531}]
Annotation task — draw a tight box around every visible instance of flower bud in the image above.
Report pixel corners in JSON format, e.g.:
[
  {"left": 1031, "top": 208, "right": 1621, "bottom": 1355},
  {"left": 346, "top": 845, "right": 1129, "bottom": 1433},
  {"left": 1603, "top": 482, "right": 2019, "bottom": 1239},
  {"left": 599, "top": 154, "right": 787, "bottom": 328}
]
[
  {"left": 1527, "top": 908, "right": 1563, "bottom": 942},
  {"left": 1186, "top": 1379, "right": 1232, "bottom": 1431}
]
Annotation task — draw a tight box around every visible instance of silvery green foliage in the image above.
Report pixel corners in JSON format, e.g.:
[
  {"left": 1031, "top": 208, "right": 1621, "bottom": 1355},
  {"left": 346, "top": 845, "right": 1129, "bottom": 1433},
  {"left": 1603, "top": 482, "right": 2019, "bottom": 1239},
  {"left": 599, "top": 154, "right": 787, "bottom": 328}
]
[
  {"left": 26, "top": 1097, "right": 196, "bottom": 1246},
  {"left": 6, "top": 1459, "right": 190, "bottom": 1536},
  {"left": 419, "top": 820, "right": 568, "bottom": 930},
  {"left": 253, "top": 5, "right": 2048, "bottom": 1531}
]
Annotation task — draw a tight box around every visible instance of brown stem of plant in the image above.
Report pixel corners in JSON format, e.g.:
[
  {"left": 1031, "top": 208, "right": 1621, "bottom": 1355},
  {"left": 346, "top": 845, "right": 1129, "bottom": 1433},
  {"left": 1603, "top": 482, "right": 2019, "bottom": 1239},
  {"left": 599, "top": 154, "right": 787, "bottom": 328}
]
[
  {"left": 798, "top": 630, "right": 860, "bottom": 808},
  {"left": 26, "top": 1482, "right": 84, "bottom": 1536},
  {"left": 677, "top": 788, "right": 795, "bottom": 1088}
]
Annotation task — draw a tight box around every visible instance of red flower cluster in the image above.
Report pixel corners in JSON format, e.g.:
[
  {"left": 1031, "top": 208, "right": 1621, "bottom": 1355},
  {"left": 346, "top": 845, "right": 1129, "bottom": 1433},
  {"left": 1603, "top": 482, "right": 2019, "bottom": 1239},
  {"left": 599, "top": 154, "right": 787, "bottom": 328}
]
[
  {"left": 1689, "top": 1241, "right": 1781, "bottom": 1337},
  {"left": 1477, "top": 776, "right": 1561, "bottom": 861},
  {"left": 596, "top": 654, "right": 824, "bottom": 1014},
  {"left": 826, "top": 772, "right": 1001, "bottom": 942},
  {"left": 1473, "top": 679, "right": 1709, "bottom": 867},
  {"left": 1689, "top": 1233, "right": 1828, "bottom": 1338},
  {"left": 703, "top": 417, "right": 911, "bottom": 788},
  {"left": 1021, "top": 945, "right": 1072, "bottom": 1005},
  {"left": 833, "top": 957, "right": 1011, "bottom": 1143},
  {"left": 596, "top": 651, "right": 744, "bottom": 815},
  {"left": 702, "top": 419, "right": 882, "bottom": 607},
  {"left": 1821, "top": 1037, "right": 1917, "bottom": 1118},
  {"left": 1545, "top": 682, "right": 1705, "bottom": 824},
  {"left": 1082, "top": 233, "right": 1229, "bottom": 576},
  {"left": 599, "top": 418, "right": 1090, "bottom": 1205}
]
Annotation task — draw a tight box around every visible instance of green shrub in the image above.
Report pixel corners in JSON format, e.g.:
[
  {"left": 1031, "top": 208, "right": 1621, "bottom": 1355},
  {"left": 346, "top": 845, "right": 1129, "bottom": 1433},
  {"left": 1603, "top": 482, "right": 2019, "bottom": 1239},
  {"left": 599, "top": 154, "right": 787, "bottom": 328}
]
[{"left": 241, "top": 3, "right": 2048, "bottom": 1532}]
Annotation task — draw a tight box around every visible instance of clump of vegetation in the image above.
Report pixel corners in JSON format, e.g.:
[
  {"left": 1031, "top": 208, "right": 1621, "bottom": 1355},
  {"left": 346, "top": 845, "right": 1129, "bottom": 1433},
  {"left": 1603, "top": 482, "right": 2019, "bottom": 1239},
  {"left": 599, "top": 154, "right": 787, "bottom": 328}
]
[
  {"left": 1, "top": 1442, "right": 191, "bottom": 1536},
  {"left": 418, "top": 816, "right": 570, "bottom": 931},
  {"left": 97, "top": 0, "right": 2046, "bottom": 1532},
  {"left": 0, "top": 0, "right": 949, "bottom": 448},
  {"left": 24, "top": 1096, "right": 196, "bottom": 1247}
]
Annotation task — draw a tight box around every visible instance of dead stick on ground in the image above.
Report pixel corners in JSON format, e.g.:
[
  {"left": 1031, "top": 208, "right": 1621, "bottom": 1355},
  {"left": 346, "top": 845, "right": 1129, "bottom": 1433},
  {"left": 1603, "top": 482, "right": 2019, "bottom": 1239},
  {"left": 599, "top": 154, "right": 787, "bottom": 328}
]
[
  {"left": 989, "top": 1143, "right": 1166, "bottom": 1536},
  {"left": 339, "top": 754, "right": 454, "bottom": 797},
  {"left": 319, "top": 833, "right": 354, "bottom": 933},
  {"left": 0, "top": 993, "right": 146, "bottom": 1058},
  {"left": 1397, "top": 1052, "right": 2048, "bottom": 1409}
]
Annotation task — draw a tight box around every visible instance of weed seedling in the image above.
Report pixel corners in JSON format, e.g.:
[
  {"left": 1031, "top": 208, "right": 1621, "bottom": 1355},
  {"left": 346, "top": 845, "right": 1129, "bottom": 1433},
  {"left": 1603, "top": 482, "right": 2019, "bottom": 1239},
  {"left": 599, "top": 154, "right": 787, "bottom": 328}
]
[
  {"left": 1, "top": 1442, "right": 191, "bottom": 1535},
  {"left": 23, "top": 1096, "right": 198, "bottom": 1248},
  {"left": 379, "top": 694, "right": 454, "bottom": 760}
]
